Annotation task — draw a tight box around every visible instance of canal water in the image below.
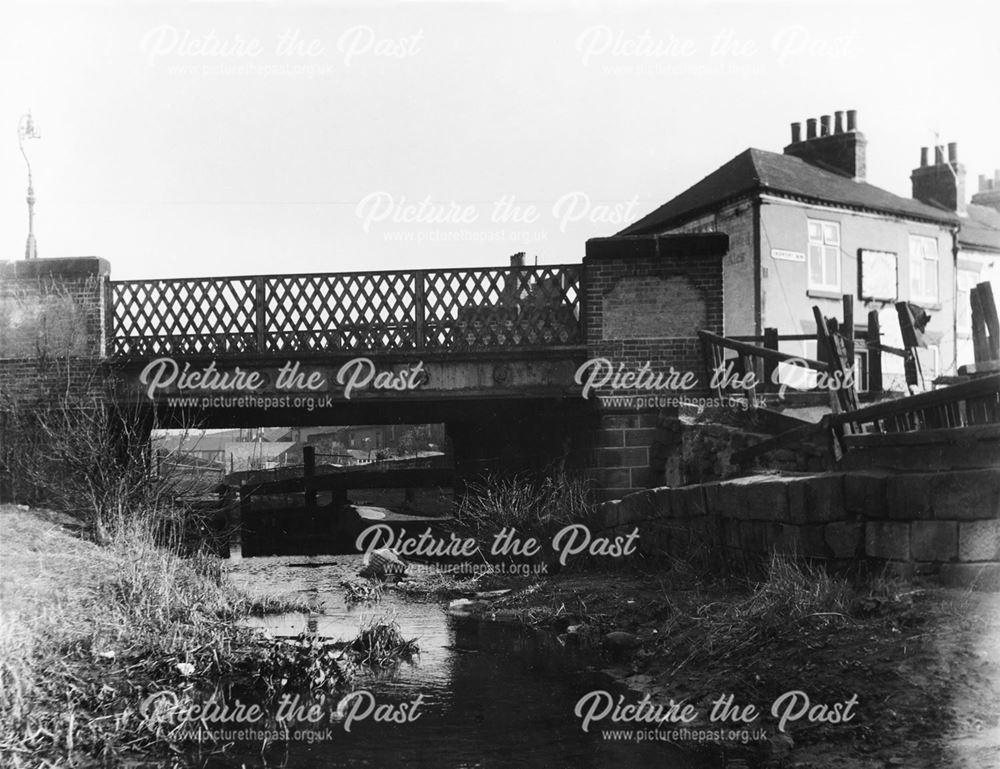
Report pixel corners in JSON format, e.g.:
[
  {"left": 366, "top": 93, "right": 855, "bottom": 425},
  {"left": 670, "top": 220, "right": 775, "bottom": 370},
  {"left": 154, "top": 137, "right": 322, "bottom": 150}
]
[{"left": 193, "top": 555, "right": 715, "bottom": 769}]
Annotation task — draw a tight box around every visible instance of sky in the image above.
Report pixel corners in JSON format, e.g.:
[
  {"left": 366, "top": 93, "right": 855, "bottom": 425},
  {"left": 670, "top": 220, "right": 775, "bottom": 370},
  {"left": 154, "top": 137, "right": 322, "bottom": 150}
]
[{"left": 1, "top": 0, "right": 997, "bottom": 281}]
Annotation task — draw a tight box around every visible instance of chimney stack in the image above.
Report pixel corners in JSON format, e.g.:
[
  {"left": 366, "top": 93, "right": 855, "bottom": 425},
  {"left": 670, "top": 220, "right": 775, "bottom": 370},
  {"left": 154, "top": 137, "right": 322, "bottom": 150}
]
[
  {"left": 911, "top": 141, "right": 966, "bottom": 214},
  {"left": 971, "top": 168, "right": 1000, "bottom": 211},
  {"left": 783, "top": 108, "right": 867, "bottom": 181},
  {"left": 510, "top": 252, "right": 526, "bottom": 267}
]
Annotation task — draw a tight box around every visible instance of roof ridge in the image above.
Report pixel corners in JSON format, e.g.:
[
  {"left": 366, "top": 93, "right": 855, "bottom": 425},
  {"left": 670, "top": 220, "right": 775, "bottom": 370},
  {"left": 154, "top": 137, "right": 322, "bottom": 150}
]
[{"left": 620, "top": 146, "right": 957, "bottom": 236}]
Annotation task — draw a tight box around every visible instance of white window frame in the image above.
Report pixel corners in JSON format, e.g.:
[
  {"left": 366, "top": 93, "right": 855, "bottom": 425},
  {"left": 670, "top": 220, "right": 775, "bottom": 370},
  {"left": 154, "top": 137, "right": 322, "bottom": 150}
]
[
  {"left": 807, "top": 219, "right": 841, "bottom": 292},
  {"left": 908, "top": 235, "right": 939, "bottom": 304}
]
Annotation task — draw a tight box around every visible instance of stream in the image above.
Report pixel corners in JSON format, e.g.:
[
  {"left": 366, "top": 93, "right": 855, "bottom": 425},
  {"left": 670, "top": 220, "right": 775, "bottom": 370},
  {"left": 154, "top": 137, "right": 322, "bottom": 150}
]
[{"left": 187, "top": 555, "right": 715, "bottom": 769}]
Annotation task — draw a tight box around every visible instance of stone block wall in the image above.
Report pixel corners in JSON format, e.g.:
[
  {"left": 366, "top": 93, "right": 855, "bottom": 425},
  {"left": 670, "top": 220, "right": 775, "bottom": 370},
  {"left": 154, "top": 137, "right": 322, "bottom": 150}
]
[{"left": 597, "top": 469, "right": 1000, "bottom": 589}]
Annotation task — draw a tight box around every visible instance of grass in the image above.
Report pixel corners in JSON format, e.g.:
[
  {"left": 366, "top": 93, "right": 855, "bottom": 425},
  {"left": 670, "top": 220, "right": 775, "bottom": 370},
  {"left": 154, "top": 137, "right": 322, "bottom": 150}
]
[
  {"left": 455, "top": 470, "right": 596, "bottom": 541},
  {"left": 340, "top": 577, "right": 385, "bottom": 605},
  {"left": 348, "top": 613, "right": 419, "bottom": 669},
  {"left": 0, "top": 504, "right": 306, "bottom": 765}
]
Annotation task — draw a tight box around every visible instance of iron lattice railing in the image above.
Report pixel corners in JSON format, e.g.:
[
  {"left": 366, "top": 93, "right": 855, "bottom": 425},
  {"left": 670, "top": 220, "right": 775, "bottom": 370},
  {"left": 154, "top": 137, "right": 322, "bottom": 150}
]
[{"left": 109, "top": 265, "right": 582, "bottom": 357}]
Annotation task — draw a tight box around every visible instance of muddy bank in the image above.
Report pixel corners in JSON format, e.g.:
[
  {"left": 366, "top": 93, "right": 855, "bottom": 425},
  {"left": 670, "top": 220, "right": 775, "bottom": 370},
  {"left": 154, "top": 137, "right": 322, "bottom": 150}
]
[{"left": 420, "top": 564, "right": 1000, "bottom": 768}]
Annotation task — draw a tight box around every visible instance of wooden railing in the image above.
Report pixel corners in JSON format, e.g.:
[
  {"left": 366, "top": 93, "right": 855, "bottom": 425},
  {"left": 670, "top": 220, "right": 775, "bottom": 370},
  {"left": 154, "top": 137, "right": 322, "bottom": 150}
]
[
  {"left": 829, "top": 373, "right": 1000, "bottom": 435},
  {"left": 108, "top": 265, "right": 583, "bottom": 357},
  {"left": 699, "top": 296, "right": 911, "bottom": 400}
]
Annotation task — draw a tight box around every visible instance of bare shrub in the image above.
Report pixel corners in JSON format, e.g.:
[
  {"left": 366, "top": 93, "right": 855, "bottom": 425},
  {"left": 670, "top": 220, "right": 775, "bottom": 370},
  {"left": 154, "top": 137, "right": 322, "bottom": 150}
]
[{"left": 456, "top": 469, "right": 596, "bottom": 539}]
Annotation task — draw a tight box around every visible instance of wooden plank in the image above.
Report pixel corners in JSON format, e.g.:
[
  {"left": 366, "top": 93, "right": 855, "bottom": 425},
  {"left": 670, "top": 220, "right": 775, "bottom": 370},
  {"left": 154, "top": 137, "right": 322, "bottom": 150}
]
[
  {"left": 243, "top": 466, "right": 457, "bottom": 497},
  {"left": 842, "top": 295, "right": 855, "bottom": 361},
  {"left": 762, "top": 327, "right": 779, "bottom": 393},
  {"left": 867, "top": 310, "right": 882, "bottom": 393},
  {"left": 700, "top": 336, "right": 719, "bottom": 399},
  {"left": 728, "top": 334, "right": 817, "bottom": 342},
  {"left": 737, "top": 353, "right": 758, "bottom": 400},
  {"left": 978, "top": 282, "right": 1000, "bottom": 360},
  {"left": 229, "top": 486, "right": 243, "bottom": 562},
  {"left": 842, "top": 422, "right": 1000, "bottom": 448},
  {"left": 959, "top": 360, "right": 1000, "bottom": 376},
  {"left": 971, "top": 286, "right": 990, "bottom": 363},
  {"left": 812, "top": 306, "right": 855, "bottom": 415},
  {"left": 827, "top": 374, "right": 1000, "bottom": 428},
  {"left": 303, "top": 445, "right": 316, "bottom": 509},
  {"left": 698, "top": 330, "right": 828, "bottom": 371},
  {"left": 730, "top": 421, "right": 826, "bottom": 466}
]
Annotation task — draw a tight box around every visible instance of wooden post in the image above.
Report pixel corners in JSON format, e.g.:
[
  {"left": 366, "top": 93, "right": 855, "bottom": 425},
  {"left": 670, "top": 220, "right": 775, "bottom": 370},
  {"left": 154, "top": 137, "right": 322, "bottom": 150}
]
[
  {"left": 737, "top": 353, "right": 757, "bottom": 403},
  {"left": 978, "top": 282, "right": 1000, "bottom": 361},
  {"left": 842, "top": 294, "right": 855, "bottom": 362},
  {"left": 303, "top": 445, "right": 316, "bottom": 509},
  {"left": 867, "top": 310, "right": 883, "bottom": 394},
  {"left": 971, "top": 285, "right": 989, "bottom": 363},
  {"left": 762, "top": 327, "right": 779, "bottom": 392},
  {"left": 813, "top": 306, "right": 858, "bottom": 414},
  {"left": 228, "top": 485, "right": 243, "bottom": 563},
  {"left": 701, "top": 337, "right": 720, "bottom": 399}
]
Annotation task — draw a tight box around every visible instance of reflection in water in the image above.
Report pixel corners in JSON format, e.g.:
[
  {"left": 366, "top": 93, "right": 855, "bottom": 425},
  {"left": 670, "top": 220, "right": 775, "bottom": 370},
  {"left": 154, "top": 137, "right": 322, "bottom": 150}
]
[{"left": 192, "top": 558, "right": 713, "bottom": 768}]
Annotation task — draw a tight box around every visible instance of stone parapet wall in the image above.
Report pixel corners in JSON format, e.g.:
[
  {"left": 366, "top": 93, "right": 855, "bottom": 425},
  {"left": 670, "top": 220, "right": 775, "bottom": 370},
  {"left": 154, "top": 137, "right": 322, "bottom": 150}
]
[{"left": 597, "top": 469, "right": 1000, "bottom": 589}]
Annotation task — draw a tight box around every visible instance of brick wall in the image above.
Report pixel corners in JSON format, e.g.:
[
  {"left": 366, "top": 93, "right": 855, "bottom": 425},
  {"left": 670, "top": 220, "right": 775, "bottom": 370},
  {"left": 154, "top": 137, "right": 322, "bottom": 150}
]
[
  {"left": 579, "top": 233, "right": 728, "bottom": 501},
  {"left": 597, "top": 469, "right": 1000, "bottom": 589},
  {"left": 583, "top": 233, "right": 726, "bottom": 380},
  {"left": 0, "top": 258, "right": 110, "bottom": 405},
  {"left": 0, "top": 258, "right": 112, "bottom": 501}
]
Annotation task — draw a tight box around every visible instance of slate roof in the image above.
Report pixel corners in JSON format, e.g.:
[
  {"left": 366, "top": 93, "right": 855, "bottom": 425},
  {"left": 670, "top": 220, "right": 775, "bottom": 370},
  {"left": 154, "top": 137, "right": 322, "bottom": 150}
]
[
  {"left": 960, "top": 203, "right": 1000, "bottom": 252},
  {"left": 619, "top": 148, "right": 959, "bottom": 235}
]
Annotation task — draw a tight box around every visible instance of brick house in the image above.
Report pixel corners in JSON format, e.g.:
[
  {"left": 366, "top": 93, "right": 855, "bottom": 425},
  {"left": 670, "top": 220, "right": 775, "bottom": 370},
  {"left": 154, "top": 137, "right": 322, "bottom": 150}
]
[
  {"left": 910, "top": 148, "right": 1000, "bottom": 366},
  {"left": 618, "top": 110, "right": 973, "bottom": 387}
]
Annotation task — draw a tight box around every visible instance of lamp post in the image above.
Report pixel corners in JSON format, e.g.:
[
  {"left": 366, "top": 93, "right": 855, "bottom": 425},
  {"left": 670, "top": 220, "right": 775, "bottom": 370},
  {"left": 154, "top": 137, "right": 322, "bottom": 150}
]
[{"left": 17, "top": 112, "right": 41, "bottom": 260}]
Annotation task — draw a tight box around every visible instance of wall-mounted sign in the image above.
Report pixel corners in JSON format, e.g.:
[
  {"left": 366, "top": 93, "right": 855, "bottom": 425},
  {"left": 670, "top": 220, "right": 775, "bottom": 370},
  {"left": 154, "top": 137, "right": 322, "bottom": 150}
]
[
  {"left": 859, "top": 249, "right": 898, "bottom": 302},
  {"left": 771, "top": 249, "right": 805, "bottom": 263}
]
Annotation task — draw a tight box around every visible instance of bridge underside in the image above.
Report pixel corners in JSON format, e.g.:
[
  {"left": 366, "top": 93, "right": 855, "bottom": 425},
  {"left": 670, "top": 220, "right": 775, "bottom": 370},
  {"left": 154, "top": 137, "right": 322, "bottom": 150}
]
[
  {"left": 113, "top": 352, "right": 596, "bottom": 479},
  {"left": 152, "top": 395, "right": 593, "bottom": 478}
]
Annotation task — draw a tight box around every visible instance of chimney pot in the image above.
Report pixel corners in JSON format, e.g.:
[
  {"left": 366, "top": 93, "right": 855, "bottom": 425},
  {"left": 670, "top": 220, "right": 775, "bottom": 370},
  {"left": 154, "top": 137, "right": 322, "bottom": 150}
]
[
  {"left": 934, "top": 145, "right": 945, "bottom": 165},
  {"left": 948, "top": 142, "right": 958, "bottom": 163},
  {"left": 920, "top": 147, "right": 929, "bottom": 167},
  {"left": 784, "top": 111, "right": 866, "bottom": 180},
  {"left": 846, "top": 110, "right": 857, "bottom": 131},
  {"left": 834, "top": 111, "right": 844, "bottom": 134}
]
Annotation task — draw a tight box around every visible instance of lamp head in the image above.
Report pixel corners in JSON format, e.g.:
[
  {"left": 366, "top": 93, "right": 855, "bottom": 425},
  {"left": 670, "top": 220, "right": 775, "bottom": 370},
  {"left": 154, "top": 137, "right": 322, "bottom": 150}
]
[{"left": 18, "top": 112, "right": 40, "bottom": 141}]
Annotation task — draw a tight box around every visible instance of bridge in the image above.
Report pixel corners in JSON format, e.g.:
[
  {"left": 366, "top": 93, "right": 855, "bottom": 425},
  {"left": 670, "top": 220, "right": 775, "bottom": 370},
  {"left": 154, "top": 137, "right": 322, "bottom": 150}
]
[{"left": 0, "top": 234, "right": 729, "bottom": 499}]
